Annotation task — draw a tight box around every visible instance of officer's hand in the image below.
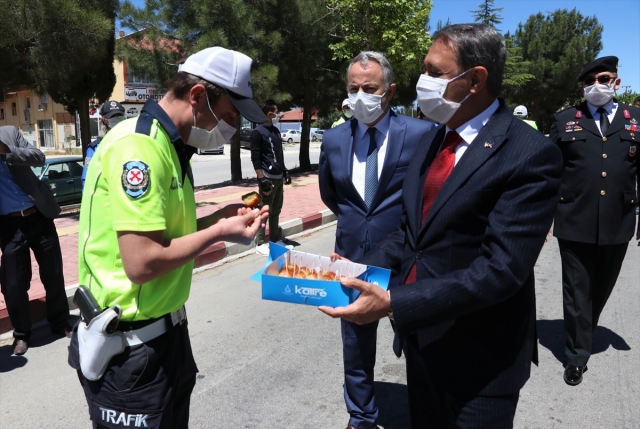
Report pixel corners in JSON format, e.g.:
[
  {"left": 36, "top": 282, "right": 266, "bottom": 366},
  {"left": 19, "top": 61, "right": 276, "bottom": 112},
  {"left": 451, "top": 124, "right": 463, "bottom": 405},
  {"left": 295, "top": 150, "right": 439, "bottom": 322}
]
[
  {"left": 284, "top": 170, "right": 292, "bottom": 185},
  {"left": 259, "top": 177, "right": 272, "bottom": 195},
  {"left": 217, "top": 206, "right": 269, "bottom": 245}
]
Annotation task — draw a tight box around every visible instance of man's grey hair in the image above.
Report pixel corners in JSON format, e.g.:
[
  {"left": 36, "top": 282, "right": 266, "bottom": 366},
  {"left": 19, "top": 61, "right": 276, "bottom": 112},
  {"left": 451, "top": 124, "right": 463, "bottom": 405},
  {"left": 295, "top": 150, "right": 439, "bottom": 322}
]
[
  {"left": 346, "top": 51, "right": 394, "bottom": 91},
  {"left": 432, "top": 23, "right": 506, "bottom": 97}
]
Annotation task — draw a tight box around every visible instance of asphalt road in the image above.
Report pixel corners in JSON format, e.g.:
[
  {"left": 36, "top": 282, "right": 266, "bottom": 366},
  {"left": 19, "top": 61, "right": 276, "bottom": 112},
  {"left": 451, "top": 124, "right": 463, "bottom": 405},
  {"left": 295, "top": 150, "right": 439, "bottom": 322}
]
[
  {"left": 1, "top": 225, "right": 639, "bottom": 428},
  {"left": 192, "top": 143, "right": 321, "bottom": 187}
]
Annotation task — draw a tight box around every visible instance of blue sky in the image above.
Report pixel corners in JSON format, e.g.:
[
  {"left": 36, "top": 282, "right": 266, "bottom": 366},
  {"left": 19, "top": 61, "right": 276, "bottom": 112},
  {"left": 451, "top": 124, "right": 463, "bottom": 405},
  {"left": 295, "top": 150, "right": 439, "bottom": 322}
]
[
  {"left": 121, "top": 0, "right": 640, "bottom": 93},
  {"left": 429, "top": 0, "right": 640, "bottom": 93}
]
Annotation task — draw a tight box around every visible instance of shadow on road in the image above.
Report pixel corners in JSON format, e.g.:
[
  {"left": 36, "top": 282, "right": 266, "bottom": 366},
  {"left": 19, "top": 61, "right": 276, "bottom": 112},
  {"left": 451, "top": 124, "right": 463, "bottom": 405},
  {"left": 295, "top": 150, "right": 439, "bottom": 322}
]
[
  {"left": 537, "top": 319, "right": 631, "bottom": 365},
  {"left": 375, "top": 381, "right": 411, "bottom": 429}
]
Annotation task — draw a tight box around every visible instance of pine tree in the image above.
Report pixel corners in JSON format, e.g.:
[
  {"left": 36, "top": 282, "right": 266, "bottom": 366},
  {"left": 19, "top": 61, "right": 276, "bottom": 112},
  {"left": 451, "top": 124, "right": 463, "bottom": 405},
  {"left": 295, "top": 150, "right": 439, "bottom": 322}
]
[{"left": 470, "top": 0, "right": 503, "bottom": 28}]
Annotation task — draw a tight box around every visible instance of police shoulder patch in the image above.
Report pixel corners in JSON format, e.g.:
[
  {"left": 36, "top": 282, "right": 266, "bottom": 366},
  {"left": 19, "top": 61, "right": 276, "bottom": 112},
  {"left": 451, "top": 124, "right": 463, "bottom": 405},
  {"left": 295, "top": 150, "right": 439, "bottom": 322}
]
[{"left": 121, "top": 160, "right": 150, "bottom": 199}]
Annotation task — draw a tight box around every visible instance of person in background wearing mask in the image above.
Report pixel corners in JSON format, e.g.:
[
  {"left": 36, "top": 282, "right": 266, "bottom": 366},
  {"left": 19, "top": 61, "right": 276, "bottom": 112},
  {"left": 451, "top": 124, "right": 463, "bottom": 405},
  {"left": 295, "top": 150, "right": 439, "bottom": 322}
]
[
  {"left": 513, "top": 105, "right": 538, "bottom": 130},
  {"left": 319, "top": 51, "right": 435, "bottom": 429},
  {"left": 633, "top": 96, "right": 640, "bottom": 108},
  {"left": 69, "top": 47, "right": 269, "bottom": 428},
  {"left": 549, "top": 56, "right": 640, "bottom": 386},
  {"left": 319, "top": 24, "right": 563, "bottom": 428},
  {"left": 81, "top": 100, "right": 125, "bottom": 192},
  {"left": 332, "top": 98, "right": 354, "bottom": 128},
  {"left": 251, "top": 99, "right": 293, "bottom": 256}
]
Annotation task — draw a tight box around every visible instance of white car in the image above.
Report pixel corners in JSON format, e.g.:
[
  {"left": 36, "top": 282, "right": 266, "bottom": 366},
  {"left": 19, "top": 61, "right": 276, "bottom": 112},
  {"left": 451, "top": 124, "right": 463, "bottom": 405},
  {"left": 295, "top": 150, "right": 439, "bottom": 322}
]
[{"left": 281, "top": 129, "right": 302, "bottom": 144}]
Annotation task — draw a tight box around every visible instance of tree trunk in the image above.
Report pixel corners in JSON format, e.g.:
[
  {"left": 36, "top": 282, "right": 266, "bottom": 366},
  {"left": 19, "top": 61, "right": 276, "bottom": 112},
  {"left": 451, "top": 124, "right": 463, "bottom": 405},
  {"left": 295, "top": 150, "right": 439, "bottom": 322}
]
[
  {"left": 78, "top": 96, "right": 91, "bottom": 158},
  {"left": 230, "top": 115, "right": 242, "bottom": 183},
  {"left": 299, "top": 96, "right": 312, "bottom": 172}
]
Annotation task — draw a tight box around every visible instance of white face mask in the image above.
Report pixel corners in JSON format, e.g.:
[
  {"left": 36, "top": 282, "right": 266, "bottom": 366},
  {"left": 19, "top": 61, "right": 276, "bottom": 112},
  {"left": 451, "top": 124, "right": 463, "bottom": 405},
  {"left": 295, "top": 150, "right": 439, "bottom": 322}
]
[
  {"left": 416, "top": 69, "right": 473, "bottom": 124},
  {"left": 186, "top": 94, "right": 237, "bottom": 149},
  {"left": 344, "top": 108, "right": 353, "bottom": 118},
  {"left": 270, "top": 113, "right": 280, "bottom": 125},
  {"left": 348, "top": 91, "right": 386, "bottom": 124},
  {"left": 584, "top": 82, "right": 615, "bottom": 107}
]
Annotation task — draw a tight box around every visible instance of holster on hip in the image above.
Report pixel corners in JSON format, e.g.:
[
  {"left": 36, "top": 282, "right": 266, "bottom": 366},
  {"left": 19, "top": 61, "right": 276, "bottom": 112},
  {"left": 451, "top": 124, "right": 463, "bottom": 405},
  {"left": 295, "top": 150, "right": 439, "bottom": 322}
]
[{"left": 77, "top": 306, "right": 125, "bottom": 381}]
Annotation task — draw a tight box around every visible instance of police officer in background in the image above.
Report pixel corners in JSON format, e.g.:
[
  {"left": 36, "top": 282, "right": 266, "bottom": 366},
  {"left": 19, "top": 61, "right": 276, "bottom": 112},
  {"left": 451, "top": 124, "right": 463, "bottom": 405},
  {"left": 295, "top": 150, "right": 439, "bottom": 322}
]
[
  {"left": 69, "top": 47, "right": 269, "bottom": 428},
  {"left": 332, "top": 98, "right": 354, "bottom": 128},
  {"left": 513, "top": 105, "right": 538, "bottom": 130},
  {"left": 549, "top": 56, "right": 640, "bottom": 386},
  {"left": 81, "top": 100, "right": 125, "bottom": 191}
]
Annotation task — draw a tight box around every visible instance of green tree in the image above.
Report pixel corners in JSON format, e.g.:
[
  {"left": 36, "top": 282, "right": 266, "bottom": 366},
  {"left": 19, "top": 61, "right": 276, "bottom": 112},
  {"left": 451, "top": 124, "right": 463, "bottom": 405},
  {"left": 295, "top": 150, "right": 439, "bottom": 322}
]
[
  {"left": 470, "top": 0, "right": 503, "bottom": 28},
  {"left": 616, "top": 88, "right": 640, "bottom": 106},
  {"left": 501, "top": 34, "right": 535, "bottom": 109},
  {"left": 512, "top": 8, "right": 603, "bottom": 132},
  {"left": 326, "top": 0, "right": 433, "bottom": 106},
  {"left": 0, "top": 0, "right": 117, "bottom": 155}
]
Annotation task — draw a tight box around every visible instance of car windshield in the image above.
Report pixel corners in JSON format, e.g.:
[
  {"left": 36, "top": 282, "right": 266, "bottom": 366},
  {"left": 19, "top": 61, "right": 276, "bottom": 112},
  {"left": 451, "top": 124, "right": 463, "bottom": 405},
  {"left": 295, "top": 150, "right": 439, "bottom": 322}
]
[{"left": 31, "top": 165, "right": 44, "bottom": 177}]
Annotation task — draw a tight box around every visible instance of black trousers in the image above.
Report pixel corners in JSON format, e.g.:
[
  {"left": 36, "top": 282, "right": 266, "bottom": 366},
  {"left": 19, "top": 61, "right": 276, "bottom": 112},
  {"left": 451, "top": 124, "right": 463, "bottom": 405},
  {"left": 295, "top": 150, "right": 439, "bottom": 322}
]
[
  {"left": 403, "top": 336, "right": 519, "bottom": 429},
  {"left": 558, "top": 239, "right": 628, "bottom": 367},
  {"left": 0, "top": 210, "right": 69, "bottom": 339},
  {"left": 69, "top": 320, "right": 198, "bottom": 429}
]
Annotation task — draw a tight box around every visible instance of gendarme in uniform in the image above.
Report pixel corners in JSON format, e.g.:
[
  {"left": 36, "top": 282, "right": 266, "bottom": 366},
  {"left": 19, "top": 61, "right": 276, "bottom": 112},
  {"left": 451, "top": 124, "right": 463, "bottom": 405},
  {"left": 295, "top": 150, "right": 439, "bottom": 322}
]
[{"left": 549, "top": 55, "right": 640, "bottom": 387}]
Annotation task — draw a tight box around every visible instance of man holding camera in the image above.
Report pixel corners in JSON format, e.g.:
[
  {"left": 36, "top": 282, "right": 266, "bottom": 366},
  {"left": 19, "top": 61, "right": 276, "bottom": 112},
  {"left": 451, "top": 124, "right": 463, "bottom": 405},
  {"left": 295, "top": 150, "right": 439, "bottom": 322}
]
[{"left": 251, "top": 99, "right": 292, "bottom": 255}]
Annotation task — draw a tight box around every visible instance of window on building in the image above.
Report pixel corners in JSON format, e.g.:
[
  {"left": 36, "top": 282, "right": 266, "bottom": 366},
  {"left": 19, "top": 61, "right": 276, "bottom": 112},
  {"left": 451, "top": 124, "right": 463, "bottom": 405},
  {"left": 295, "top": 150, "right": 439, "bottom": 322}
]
[
  {"left": 38, "top": 119, "right": 55, "bottom": 148},
  {"left": 26, "top": 97, "right": 31, "bottom": 109},
  {"left": 12, "top": 103, "right": 17, "bottom": 116},
  {"left": 129, "top": 70, "right": 152, "bottom": 84}
]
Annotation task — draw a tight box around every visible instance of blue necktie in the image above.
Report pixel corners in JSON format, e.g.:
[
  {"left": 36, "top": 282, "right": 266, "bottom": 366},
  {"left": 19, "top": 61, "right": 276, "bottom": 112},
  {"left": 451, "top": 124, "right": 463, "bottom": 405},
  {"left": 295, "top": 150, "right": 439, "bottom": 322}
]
[
  {"left": 364, "top": 127, "right": 378, "bottom": 209},
  {"left": 363, "top": 127, "right": 378, "bottom": 254}
]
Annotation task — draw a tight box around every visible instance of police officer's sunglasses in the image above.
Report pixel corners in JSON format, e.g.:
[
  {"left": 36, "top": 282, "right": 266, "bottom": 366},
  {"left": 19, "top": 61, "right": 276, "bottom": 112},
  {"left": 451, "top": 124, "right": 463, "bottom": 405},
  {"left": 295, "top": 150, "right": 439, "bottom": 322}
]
[{"left": 584, "top": 74, "right": 616, "bottom": 86}]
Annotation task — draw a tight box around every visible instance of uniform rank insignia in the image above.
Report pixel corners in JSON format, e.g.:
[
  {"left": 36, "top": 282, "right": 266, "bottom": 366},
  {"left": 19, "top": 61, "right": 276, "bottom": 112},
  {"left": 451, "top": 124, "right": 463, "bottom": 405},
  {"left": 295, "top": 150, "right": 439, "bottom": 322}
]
[
  {"left": 631, "top": 118, "right": 638, "bottom": 125},
  {"left": 574, "top": 125, "right": 582, "bottom": 132},
  {"left": 122, "top": 161, "right": 150, "bottom": 199},
  {"left": 625, "top": 124, "right": 639, "bottom": 131},
  {"left": 630, "top": 146, "right": 637, "bottom": 157},
  {"left": 565, "top": 125, "right": 573, "bottom": 132},
  {"left": 623, "top": 110, "right": 631, "bottom": 119},
  {"left": 575, "top": 110, "right": 583, "bottom": 118}
]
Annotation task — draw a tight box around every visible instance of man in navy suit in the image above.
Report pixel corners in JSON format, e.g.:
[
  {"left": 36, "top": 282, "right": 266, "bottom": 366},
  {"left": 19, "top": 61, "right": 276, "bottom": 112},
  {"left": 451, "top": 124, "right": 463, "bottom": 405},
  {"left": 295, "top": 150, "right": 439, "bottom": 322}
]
[
  {"left": 321, "top": 24, "right": 563, "bottom": 428},
  {"left": 319, "top": 51, "right": 434, "bottom": 429}
]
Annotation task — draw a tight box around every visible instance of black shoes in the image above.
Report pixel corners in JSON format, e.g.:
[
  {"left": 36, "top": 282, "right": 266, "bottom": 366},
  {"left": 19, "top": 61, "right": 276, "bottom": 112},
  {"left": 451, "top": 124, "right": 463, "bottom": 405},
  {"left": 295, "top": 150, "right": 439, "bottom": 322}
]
[
  {"left": 12, "top": 339, "right": 28, "bottom": 355},
  {"left": 564, "top": 364, "right": 588, "bottom": 386}
]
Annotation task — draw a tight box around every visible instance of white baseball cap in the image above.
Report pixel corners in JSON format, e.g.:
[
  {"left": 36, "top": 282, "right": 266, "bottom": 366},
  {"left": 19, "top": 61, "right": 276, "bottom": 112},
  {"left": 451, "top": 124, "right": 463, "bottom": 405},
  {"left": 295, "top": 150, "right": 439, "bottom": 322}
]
[
  {"left": 342, "top": 98, "right": 350, "bottom": 108},
  {"left": 513, "top": 105, "right": 528, "bottom": 117},
  {"left": 178, "top": 47, "right": 267, "bottom": 123}
]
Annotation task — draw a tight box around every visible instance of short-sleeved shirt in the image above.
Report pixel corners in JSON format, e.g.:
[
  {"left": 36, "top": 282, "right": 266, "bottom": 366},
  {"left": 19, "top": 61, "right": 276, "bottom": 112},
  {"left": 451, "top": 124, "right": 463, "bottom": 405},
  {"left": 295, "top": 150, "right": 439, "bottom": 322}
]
[{"left": 79, "top": 101, "right": 196, "bottom": 321}]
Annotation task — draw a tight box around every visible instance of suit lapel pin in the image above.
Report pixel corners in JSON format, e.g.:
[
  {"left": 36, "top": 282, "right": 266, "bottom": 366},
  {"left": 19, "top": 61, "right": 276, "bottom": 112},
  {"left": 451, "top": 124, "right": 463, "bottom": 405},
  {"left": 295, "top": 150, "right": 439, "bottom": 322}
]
[
  {"left": 630, "top": 146, "right": 636, "bottom": 157},
  {"left": 575, "top": 110, "right": 583, "bottom": 118},
  {"left": 623, "top": 110, "right": 631, "bottom": 119},
  {"left": 484, "top": 142, "right": 492, "bottom": 148}
]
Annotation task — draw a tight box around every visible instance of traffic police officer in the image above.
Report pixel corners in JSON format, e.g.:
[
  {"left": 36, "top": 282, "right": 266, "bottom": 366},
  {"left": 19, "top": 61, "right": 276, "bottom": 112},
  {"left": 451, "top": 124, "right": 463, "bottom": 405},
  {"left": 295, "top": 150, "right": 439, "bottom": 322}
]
[
  {"left": 332, "top": 98, "right": 354, "bottom": 128},
  {"left": 81, "top": 100, "right": 125, "bottom": 192},
  {"left": 549, "top": 56, "right": 640, "bottom": 386},
  {"left": 69, "top": 47, "right": 269, "bottom": 428}
]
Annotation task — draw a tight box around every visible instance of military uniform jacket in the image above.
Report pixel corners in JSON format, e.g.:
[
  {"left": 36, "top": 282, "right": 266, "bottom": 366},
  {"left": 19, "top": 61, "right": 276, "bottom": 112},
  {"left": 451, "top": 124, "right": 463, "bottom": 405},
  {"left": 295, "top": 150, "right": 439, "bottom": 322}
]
[{"left": 549, "top": 100, "right": 640, "bottom": 245}]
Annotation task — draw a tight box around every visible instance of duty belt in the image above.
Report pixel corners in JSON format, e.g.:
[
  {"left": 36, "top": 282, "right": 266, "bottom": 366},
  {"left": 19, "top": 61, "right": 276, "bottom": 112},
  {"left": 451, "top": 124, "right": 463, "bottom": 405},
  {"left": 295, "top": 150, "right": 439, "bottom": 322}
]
[{"left": 122, "top": 306, "right": 187, "bottom": 346}]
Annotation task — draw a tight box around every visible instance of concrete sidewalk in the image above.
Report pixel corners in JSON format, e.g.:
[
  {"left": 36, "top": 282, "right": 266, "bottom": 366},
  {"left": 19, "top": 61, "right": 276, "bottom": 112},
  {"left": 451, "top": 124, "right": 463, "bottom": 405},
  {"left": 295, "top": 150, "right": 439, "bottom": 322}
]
[{"left": 0, "top": 171, "right": 334, "bottom": 335}]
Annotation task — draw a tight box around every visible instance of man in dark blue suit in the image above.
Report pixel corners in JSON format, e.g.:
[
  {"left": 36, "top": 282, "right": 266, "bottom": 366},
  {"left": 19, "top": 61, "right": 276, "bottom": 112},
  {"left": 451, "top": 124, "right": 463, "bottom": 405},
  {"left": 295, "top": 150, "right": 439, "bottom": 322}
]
[
  {"left": 321, "top": 24, "right": 563, "bottom": 428},
  {"left": 319, "top": 51, "right": 435, "bottom": 429}
]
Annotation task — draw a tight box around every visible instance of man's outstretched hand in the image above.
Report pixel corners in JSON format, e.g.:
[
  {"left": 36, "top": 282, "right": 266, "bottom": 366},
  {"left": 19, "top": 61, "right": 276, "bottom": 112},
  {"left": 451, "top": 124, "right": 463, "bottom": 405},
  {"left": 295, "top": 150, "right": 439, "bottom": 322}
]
[{"left": 318, "top": 277, "right": 391, "bottom": 325}]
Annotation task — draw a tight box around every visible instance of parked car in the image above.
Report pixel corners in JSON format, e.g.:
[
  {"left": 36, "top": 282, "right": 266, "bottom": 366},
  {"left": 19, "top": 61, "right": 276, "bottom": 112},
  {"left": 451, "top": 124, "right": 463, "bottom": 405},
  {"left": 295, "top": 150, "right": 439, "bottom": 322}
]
[
  {"left": 126, "top": 107, "right": 139, "bottom": 116},
  {"left": 197, "top": 143, "right": 224, "bottom": 155},
  {"left": 240, "top": 128, "right": 252, "bottom": 149},
  {"left": 31, "top": 156, "right": 84, "bottom": 205},
  {"left": 281, "top": 129, "right": 302, "bottom": 144},
  {"left": 311, "top": 129, "right": 324, "bottom": 142}
]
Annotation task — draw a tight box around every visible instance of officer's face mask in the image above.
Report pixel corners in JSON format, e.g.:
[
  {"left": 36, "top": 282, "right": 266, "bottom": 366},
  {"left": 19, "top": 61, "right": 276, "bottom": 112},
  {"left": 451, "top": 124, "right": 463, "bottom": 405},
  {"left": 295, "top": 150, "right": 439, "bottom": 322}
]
[
  {"left": 187, "top": 93, "right": 237, "bottom": 149},
  {"left": 270, "top": 112, "right": 280, "bottom": 125},
  {"left": 107, "top": 115, "right": 124, "bottom": 129},
  {"left": 344, "top": 108, "right": 354, "bottom": 119},
  {"left": 416, "top": 68, "right": 473, "bottom": 124},
  {"left": 348, "top": 91, "right": 387, "bottom": 124},
  {"left": 584, "top": 82, "right": 616, "bottom": 107}
]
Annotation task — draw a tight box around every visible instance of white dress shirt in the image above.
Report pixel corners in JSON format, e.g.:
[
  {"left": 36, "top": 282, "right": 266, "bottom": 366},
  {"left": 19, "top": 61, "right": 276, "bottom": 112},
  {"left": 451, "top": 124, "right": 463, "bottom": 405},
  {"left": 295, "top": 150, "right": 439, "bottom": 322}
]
[
  {"left": 444, "top": 98, "right": 500, "bottom": 166},
  {"left": 352, "top": 110, "right": 391, "bottom": 201},
  {"left": 587, "top": 99, "right": 618, "bottom": 135}
]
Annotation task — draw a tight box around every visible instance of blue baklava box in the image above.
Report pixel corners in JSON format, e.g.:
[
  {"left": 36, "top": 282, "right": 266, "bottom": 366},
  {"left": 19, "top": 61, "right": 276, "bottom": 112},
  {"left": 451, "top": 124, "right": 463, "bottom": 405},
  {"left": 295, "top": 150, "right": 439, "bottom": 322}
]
[{"left": 251, "top": 243, "right": 391, "bottom": 307}]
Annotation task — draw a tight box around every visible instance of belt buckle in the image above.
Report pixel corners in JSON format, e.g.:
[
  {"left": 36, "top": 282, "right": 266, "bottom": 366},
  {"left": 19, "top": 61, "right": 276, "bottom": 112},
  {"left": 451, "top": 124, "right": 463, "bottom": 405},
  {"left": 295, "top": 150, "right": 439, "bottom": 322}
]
[
  {"left": 170, "top": 306, "right": 186, "bottom": 326},
  {"left": 21, "top": 209, "right": 27, "bottom": 217}
]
